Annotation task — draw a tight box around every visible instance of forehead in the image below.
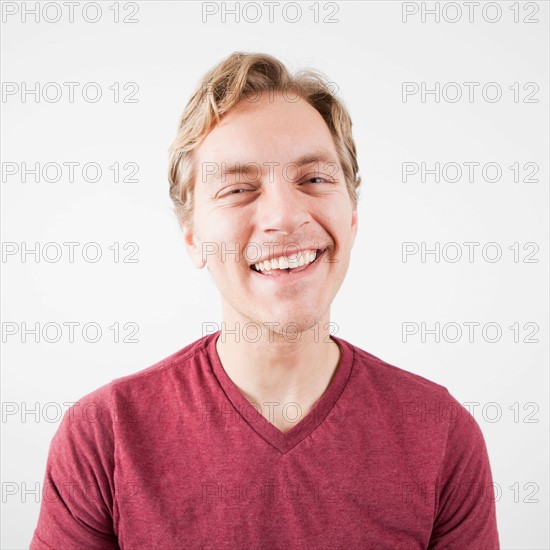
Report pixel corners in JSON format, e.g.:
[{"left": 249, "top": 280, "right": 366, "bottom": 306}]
[{"left": 194, "top": 92, "right": 337, "bottom": 166}]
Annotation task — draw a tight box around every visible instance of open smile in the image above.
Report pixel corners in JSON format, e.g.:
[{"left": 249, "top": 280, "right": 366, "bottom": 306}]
[{"left": 250, "top": 248, "right": 327, "bottom": 279}]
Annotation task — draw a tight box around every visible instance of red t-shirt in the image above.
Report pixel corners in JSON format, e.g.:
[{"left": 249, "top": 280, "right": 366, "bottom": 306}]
[{"left": 30, "top": 332, "right": 499, "bottom": 549}]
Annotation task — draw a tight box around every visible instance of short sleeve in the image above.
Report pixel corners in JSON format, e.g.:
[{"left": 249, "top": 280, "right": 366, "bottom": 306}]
[
  {"left": 30, "top": 385, "right": 119, "bottom": 550},
  {"left": 428, "top": 394, "right": 500, "bottom": 549}
]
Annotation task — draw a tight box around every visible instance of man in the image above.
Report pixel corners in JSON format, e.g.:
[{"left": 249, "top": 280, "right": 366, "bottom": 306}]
[{"left": 31, "top": 52, "right": 499, "bottom": 549}]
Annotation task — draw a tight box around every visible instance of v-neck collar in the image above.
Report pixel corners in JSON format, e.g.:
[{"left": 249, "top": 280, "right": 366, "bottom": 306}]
[{"left": 205, "top": 330, "right": 354, "bottom": 454}]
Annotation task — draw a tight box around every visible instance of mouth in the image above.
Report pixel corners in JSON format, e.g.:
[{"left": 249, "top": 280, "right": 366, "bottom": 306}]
[{"left": 250, "top": 248, "right": 327, "bottom": 277}]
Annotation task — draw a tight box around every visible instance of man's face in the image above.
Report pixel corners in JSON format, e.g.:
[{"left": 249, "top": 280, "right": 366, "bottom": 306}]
[{"left": 184, "top": 91, "right": 358, "bottom": 334}]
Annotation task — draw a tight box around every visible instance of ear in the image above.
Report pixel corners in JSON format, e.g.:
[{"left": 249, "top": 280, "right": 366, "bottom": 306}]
[
  {"left": 350, "top": 206, "right": 359, "bottom": 246},
  {"left": 183, "top": 223, "right": 206, "bottom": 269}
]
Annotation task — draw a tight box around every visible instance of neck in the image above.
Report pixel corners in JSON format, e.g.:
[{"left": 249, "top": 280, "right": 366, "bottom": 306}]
[{"left": 215, "top": 309, "right": 341, "bottom": 430}]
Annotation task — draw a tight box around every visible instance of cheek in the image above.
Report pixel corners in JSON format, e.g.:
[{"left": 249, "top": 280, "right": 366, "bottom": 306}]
[
  {"left": 325, "top": 205, "right": 354, "bottom": 237},
  {"left": 216, "top": 216, "right": 249, "bottom": 251},
  {"left": 325, "top": 220, "right": 355, "bottom": 263},
  {"left": 196, "top": 201, "right": 248, "bottom": 244},
  {"left": 204, "top": 218, "right": 251, "bottom": 270}
]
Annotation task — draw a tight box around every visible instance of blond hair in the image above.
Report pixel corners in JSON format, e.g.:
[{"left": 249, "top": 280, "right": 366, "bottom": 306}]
[{"left": 168, "top": 52, "right": 361, "bottom": 228}]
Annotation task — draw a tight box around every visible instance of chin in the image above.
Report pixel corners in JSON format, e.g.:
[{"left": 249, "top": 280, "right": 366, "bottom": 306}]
[{"left": 258, "top": 311, "right": 324, "bottom": 336}]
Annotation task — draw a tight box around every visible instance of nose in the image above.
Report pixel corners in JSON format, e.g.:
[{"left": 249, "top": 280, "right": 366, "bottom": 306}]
[{"left": 255, "top": 175, "right": 311, "bottom": 236}]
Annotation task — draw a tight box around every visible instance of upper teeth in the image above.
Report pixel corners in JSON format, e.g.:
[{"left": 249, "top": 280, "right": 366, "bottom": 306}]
[{"left": 253, "top": 250, "right": 318, "bottom": 272}]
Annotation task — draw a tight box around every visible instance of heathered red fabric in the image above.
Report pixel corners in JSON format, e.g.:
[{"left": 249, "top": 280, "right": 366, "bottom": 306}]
[{"left": 30, "top": 331, "right": 499, "bottom": 549}]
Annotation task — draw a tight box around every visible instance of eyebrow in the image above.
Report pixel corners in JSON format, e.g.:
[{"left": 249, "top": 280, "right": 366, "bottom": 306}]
[{"left": 207, "top": 150, "right": 340, "bottom": 183}]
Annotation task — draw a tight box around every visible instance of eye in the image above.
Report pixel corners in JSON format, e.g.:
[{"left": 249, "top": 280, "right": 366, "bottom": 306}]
[
  {"left": 303, "top": 176, "right": 332, "bottom": 184},
  {"left": 218, "top": 185, "right": 255, "bottom": 198}
]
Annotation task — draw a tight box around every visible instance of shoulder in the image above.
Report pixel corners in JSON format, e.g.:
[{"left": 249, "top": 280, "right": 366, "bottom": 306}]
[
  {"left": 338, "top": 337, "right": 479, "bottom": 434},
  {"left": 341, "top": 337, "right": 451, "bottom": 399},
  {"left": 108, "top": 333, "right": 211, "bottom": 396},
  {"left": 55, "top": 333, "right": 213, "bottom": 442}
]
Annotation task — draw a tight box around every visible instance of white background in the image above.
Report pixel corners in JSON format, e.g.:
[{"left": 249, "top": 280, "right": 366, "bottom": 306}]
[{"left": 1, "top": 1, "right": 548, "bottom": 548}]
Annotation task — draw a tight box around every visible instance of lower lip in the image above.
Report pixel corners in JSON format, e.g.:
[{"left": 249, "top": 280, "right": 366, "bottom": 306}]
[{"left": 250, "top": 250, "right": 326, "bottom": 284}]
